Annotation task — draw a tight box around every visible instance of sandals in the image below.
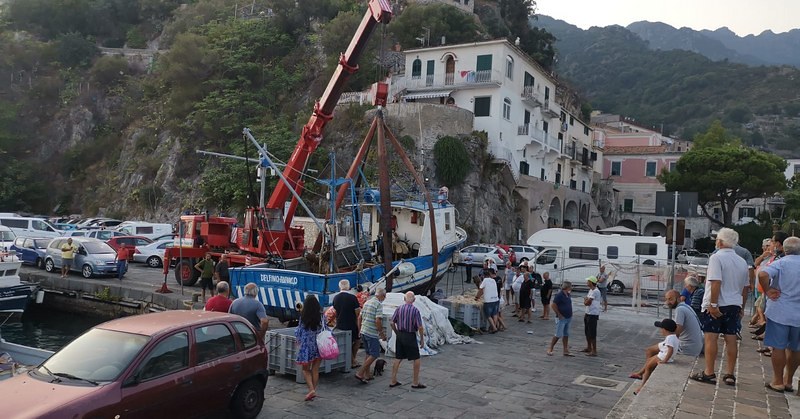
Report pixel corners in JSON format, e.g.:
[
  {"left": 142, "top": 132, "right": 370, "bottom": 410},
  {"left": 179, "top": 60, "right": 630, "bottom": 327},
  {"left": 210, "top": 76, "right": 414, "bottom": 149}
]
[
  {"left": 411, "top": 384, "right": 427, "bottom": 389},
  {"left": 690, "top": 372, "right": 717, "bottom": 384},
  {"left": 722, "top": 374, "right": 736, "bottom": 386},
  {"left": 389, "top": 382, "right": 403, "bottom": 388},
  {"left": 629, "top": 373, "right": 642, "bottom": 380},
  {"left": 766, "top": 383, "right": 786, "bottom": 393}
]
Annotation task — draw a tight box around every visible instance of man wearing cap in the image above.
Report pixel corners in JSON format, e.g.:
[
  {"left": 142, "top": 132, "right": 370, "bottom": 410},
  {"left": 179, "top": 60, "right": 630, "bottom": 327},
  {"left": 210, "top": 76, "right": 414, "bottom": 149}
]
[
  {"left": 581, "top": 276, "right": 602, "bottom": 356},
  {"left": 691, "top": 227, "right": 749, "bottom": 386},
  {"left": 547, "top": 281, "right": 574, "bottom": 356}
]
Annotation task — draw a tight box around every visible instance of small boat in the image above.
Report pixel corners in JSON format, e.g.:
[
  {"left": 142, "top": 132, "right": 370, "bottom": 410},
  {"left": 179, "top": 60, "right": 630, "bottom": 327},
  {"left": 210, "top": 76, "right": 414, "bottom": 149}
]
[
  {"left": 0, "top": 334, "right": 53, "bottom": 381},
  {"left": 0, "top": 253, "right": 38, "bottom": 314}
]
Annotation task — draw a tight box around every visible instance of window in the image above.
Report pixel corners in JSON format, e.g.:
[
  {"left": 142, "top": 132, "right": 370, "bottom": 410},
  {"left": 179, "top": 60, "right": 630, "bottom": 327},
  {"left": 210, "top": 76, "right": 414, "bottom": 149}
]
[
  {"left": 135, "top": 238, "right": 151, "bottom": 246},
  {"left": 195, "top": 324, "right": 236, "bottom": 364},
  {"left": 569, "top": 116, "right": 574, "bottom": 126},
  {"left": 137, "top": 226, "right": 154, "bottom": 235},
  {"left": 1, "top": 219, "right": 27, "bottom": 229},
  {"left": 543, "top": 121, "right": 549, "bottom": 133},
  {"left": 568, "top": 246, "right": 599, "bottom": 260},
  {"left": 606, "top": 246, "right": 619, "bottom": 259},
  {"left": 611, "top": 161, "right": 621, "bottom": 176},
  {"left": 536, "top": 249, "right": 557, "bottom": 265},
  {"left": 523, "top": 71, "right": 534, "bottom": 88},
  {"left": 411, "top": 59, "right": 421, "bottom": 79},
  {"left": 502, "top": 97, "right": 511, "bottom": 120},
  {"left": 32, "top": 220, "right": 54, "bottom": 232},
  {"left": 137, "top": 332, "right": 189, "bottom": 381},
  {"left": 635, "top": 243, "right": 658, "bottom": 256},
  {"left": 739, "top": 207, "right": 756, "bottom": 219},
  {"left": 645, "top": 161, "right": 657, "bottom": 177},
  {"left": 474, "top": 97, "right": 491, "bottom": 117},
  {"left": 795, "top": 164, "right": 800, "bottom": 174},
  {"left": 584, "top": 125, "right": 589, "bottom": 136},
  {"left": 544, "top": 86, "right": 550, "bottom": 101},
  {"left": 623, "top": 198, "right": 634, "bottom": 212},
  {"left": 444, "top": 212, "right": 452, "bottom": 231},
  {"left": 233, "top": 322, "right": 257, "bottom": 349},
  {"left": 582, "top": 181, "right": 586, "bottom": 193},
  {"left": 669, "top": 161, "right": 677, "bottom": 172},
  {"left": 426, "top": 60, "right": 434, "bottom": 86},
  {"left": 505, "top": 55, "right": 514, "bottom": 79},
  {"left": 476, "top": 54, "right": 492, "bottom": 72}
]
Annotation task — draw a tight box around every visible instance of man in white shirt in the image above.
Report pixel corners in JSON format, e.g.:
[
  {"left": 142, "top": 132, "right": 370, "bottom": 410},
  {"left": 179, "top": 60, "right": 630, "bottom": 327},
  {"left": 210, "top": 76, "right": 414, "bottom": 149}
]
[
  {"left": 476, "top": 268, "right": 500, "bottom": 333},
  {"left": 691, "top": 228, "right": 749, "bottom": 386},
  {"left": 581, "top": 276, "right": 603, "bottom": 357}
]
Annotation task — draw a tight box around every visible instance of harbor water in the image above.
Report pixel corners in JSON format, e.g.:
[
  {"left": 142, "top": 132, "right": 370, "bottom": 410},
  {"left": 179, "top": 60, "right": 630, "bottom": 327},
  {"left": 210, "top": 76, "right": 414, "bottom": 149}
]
[{"left": 2, "top": 304, "right": 108, "bottom": 352}]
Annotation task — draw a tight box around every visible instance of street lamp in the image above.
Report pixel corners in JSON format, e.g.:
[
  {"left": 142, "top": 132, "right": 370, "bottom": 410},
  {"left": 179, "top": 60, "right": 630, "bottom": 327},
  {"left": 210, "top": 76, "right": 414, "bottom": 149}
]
[
  {"left": 767, "top": 193, "right": 786, "bottom": 232},
  {"left": 791, "top": 220, "right": 798, "bottom": 237}
]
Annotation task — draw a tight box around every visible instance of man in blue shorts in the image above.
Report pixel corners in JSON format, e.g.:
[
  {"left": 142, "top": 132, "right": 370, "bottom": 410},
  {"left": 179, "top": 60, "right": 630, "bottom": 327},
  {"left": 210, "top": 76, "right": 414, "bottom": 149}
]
[
  {"left": 691, "top": 228, "right": 749, "bottom": 386},
  {"left": 356, "top": 288, "right": 387, "bottom": 383},
  {"left": 547, "top": 281, "right": 574, "bottom": 356},
  {"left": 759, "top": 236, "right": 800, "bottom": 392},
  {"left": 476, "top": 268, "right": 500, "bottom": 333}
]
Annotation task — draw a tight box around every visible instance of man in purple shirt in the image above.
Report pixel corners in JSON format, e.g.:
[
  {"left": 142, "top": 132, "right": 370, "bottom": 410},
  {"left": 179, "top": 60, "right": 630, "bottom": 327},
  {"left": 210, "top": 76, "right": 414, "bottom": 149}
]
[{"left": 389, "top": 291, "right": 426, "bottom": 389}]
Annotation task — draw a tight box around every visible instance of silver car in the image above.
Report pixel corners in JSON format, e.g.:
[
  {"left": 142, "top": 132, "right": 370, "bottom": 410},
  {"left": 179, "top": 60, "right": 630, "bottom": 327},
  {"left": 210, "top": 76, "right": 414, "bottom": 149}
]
[
  {"left": 44, "top": 237, "right": 118, "bottom": 278},
  {"left": 132, "top": 239, "right": 173, "bottom": 268}
]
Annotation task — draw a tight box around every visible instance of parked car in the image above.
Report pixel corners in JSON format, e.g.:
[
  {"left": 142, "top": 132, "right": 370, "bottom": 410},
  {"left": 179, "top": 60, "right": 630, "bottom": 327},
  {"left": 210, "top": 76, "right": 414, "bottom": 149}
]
[
  {"left": 115, "top": 222, "right": 174, "bottom": 241},
  {"left": 507, "top": 245, "right": 539, "bottom": 264},
  {"left": 677, "top": 249, "right": 710, "bottom": 266},
  {"left": 44, "top": 237, "right": 118, "bottom": 278},
  {"left": 84, "top": 219, "right": 124, "bottom": 229},
  {"left": 65, "top": 229, "right": 128, "bottom": 241},
  {"left": 0, "top": 225, "right": 15, "bottom": 251},
  {"left": 132, "top": 239, "right": 174, "bottom": 268},
  {"left": 11, "top": 237, "right": 51, "bottom": 268},
  {"left": 0, "top": 216, "right": 62, "bottom": 239},
  {"left": 0, "top": 311, "right": 268, "bottom": 419},
  {"left": 107, "top": 236, "right": 153, "bottom": 252},
  {"left": 458, "top": 244, "right": 508, "bottom": 268},
  {"left": 152, "top": 233, "right": 176, "bottom": 242}
]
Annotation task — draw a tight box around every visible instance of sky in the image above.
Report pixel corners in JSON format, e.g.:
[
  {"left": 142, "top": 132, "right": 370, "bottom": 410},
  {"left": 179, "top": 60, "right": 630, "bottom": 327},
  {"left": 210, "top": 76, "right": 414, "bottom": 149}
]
[{"left": 534, "top": 0, "right": 799, "bottom": 36}]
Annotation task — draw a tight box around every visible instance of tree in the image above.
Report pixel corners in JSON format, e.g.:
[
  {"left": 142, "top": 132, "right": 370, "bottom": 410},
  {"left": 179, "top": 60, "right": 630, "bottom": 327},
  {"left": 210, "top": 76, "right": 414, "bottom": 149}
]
[
  {"left": 659, "top": 123, "right": 786, "bottom": 227},
  {"left": 433, "top": 136, "right": 470, "bottom": 187}
]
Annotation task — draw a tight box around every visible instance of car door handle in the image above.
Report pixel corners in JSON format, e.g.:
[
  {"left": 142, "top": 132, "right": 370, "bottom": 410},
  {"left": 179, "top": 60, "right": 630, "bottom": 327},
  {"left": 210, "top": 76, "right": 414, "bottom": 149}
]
[{"left": 178, "top": 377, "right": 192, "bottom": 387}]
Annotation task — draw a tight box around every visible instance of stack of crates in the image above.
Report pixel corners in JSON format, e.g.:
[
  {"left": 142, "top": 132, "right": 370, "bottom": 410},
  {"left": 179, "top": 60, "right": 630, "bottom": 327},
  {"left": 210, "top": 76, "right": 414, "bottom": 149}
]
[
  {"left": 439, "top": 299, "right": 485, "bottom": 330},
  {"left": 265, "top": 327, "right": 352, "bottom": 384}
]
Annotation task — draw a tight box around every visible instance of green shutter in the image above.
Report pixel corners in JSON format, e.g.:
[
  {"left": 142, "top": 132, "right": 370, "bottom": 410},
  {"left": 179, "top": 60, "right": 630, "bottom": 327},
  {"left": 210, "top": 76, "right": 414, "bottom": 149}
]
[
  {"left": 426, "top": 60, "right": 434, "bottom": 75},
  {"left": 476, "top": 54, "right": 492, "bottom": 72}
]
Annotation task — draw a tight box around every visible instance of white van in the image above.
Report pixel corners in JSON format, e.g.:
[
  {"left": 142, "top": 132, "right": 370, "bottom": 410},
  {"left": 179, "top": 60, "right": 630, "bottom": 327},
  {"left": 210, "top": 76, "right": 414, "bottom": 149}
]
[
  {"left": 0, "top": 225, "right": 16, "bottom": 250},
  {"left": 0, "top": 216, "right": 62, "bottom": 239},
  {"left": 527, "top": 228, "right": 669, "bottom": 294},
  {"left": 115, "top": 222, "right": 173, "bottom": 240}
]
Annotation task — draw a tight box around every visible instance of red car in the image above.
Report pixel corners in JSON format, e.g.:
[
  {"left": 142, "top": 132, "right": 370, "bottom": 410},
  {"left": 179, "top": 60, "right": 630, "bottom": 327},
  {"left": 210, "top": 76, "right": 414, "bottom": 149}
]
[
  {"left": 0, "top": 311, "right": 268, "bottom": 419},
  {"left": 107, "top": 236, "right": 153, "bottom": 261}
]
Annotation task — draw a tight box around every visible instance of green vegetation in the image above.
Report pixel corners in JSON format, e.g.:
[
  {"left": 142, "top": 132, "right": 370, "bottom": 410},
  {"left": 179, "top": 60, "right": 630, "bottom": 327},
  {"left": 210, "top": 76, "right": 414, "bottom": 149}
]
[
  {"left": 433, "top": 136, "right": 471, "bottom": 187},
  {"left": 659, "top": 121, "right": 787, "bottom": 227}
]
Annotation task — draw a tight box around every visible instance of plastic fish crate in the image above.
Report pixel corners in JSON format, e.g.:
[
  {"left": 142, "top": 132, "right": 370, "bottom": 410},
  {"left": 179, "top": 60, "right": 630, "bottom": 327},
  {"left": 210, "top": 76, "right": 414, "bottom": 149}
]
[
  {"left": 265, "top": 327, "right": 352, "bottom": 384},
  {"left": 439, "top": 299, "right": 485, "bottom": 329}
]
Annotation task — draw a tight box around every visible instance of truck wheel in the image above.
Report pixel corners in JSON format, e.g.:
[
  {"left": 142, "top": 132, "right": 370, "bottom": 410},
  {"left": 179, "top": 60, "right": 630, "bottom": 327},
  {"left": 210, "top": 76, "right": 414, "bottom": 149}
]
[
  {"left": 230, "top": 378, "right": 265, "bottom": 419},
  {"left": 609, "top": 280, "right": 625, "bottom": 295},
  {"left": 174, "top": 259, "right": 199, "bottom": 286}
]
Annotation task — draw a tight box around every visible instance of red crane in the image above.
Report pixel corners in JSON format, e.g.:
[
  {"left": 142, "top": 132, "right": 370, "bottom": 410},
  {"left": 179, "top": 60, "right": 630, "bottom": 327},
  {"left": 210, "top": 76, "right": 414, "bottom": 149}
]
[{"left": 164, "top": 0, "right": 393, "bottom": 285}]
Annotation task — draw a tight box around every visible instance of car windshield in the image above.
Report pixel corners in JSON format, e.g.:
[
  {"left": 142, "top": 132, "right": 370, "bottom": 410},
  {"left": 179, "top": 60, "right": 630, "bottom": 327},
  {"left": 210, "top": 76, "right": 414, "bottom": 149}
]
[
  {"left": 0, "top": 231, "right": 14, "bottom": 240},
  {"left": 83, "top": 242, "right": 116, "bottom": 254},
  {"left": 34, "top": 239, "right": 50, "bottom": 248},
  {"left": 38, "top": 329, "right": 149, "bottom": 383}
]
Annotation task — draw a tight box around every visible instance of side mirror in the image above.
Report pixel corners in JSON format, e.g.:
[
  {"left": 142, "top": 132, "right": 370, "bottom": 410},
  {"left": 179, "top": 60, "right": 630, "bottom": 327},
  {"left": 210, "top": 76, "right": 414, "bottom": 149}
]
[{"left": 122, "top": 373, "right": 140, "bottom": 388}]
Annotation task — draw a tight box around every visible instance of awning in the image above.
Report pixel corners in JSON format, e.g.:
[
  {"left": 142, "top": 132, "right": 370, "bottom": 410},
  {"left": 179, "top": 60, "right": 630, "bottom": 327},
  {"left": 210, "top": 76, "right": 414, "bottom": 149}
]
[{"left": 403, "top": 90, "right": 453, "bottom": 100}]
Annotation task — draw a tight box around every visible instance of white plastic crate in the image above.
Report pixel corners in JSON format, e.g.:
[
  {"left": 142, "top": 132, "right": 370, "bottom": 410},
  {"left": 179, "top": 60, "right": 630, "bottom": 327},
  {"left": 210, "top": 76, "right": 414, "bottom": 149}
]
[
  {"left": 439, "top": 299, "right": 485, "bottom": 329},
  {"left": 265, "top": 327, "right": 352, "bottom": 384}
]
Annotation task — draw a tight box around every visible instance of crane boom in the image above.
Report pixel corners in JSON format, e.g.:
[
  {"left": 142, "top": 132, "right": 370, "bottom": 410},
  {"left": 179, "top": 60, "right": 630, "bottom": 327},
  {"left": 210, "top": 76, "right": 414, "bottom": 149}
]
[{"left": 266, "top": 0, "right": 393, "bottom": 231}]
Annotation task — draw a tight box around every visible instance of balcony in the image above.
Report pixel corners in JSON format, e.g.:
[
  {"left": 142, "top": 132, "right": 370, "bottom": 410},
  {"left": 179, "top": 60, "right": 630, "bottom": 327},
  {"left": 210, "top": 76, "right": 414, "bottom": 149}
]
[
  {"left": 517, "top": 124, "right": 562, "bottom": 152},
  {"left": 521, "top": 85, "right": 542, "bottom": 107},
  {"left": 488, "top": 145, "right": 520, "bottom": 184},
  {"left": 399, "top": 69, "right": 503, "bottom": 92},
  {"left": 563, "top": 144, "right": 577, "bottom": 161},
  {"left": 543, "top": 101, "right": 560, "bottom": 118}
]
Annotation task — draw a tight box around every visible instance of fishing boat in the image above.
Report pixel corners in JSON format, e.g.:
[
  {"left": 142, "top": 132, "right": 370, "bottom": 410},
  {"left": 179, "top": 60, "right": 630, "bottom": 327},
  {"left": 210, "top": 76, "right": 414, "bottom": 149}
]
[
  {"left": 0, "top": 253, "right": 37, "bottom": 315},
  {"left": 230, "top": 193, "right": 466, "bottom": 321},
  {"left": 0, "top": 329, "right": 53, "bottom": 381}
]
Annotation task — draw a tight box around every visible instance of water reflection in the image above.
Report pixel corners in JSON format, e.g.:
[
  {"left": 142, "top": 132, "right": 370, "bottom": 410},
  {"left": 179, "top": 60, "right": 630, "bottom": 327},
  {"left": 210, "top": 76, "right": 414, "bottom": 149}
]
[{"left": 2, "top": 305, "right": 109, "bottom": 352}]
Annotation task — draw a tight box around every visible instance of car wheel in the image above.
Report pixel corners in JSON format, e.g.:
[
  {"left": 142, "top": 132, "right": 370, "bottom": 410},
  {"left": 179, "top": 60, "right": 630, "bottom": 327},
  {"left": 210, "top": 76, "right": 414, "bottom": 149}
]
[
  {"left": 609, "top": 280, "right": 625, "bottom": 295},
  {"left": 44, "top": 259, "right": 55, "bottom": 272},
  {"left": 174, "top": 259, "right": 199, "bottom": 286},
  {"left": 146, "top": 256, "right": 163, "bottom": 268},
  {"left": 230, "top": 378, "right": 265, "bottom": 419},
  {"left": 82, "top": 264, "right": 94, "bottom": 278}
]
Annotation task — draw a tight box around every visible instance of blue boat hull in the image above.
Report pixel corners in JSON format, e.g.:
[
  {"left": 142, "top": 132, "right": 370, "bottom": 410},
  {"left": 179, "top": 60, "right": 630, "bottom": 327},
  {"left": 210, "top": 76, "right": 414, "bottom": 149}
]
[
  {"left": 229, "top": 242, "right": 461, "bottom": 321},
  {"left": 0, "top": 284, "right": 35, "bottom": 314}
]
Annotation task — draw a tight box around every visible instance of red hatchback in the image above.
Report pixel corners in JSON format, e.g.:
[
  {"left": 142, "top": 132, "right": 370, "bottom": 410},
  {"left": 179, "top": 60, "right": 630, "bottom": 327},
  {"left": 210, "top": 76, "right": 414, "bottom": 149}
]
[{"left": 0, "top": 311, "right": 268, "bottom": 419}]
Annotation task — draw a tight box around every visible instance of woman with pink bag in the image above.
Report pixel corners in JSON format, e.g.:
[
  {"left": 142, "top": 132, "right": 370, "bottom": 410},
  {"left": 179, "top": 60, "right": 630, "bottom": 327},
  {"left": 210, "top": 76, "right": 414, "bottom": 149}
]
[{"left": 295, "top": 295, "right": 323, "bottom": 401}]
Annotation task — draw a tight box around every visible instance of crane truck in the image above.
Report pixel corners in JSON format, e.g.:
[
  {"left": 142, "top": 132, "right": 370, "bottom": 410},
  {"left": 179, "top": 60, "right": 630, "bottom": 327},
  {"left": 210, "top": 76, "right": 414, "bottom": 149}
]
[{"left": 164, "top": 0, "right": 393, "bottom": 285}]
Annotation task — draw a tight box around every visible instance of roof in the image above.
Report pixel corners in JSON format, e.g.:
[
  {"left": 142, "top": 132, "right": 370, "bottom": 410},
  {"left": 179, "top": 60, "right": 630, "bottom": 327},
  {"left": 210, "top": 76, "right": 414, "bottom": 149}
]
[
  {"left": 603, "top": 145, "right": 669, "bottom": 155},
  {"left": 97, "top": 311, "right": 240, "bottom": 337}
]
